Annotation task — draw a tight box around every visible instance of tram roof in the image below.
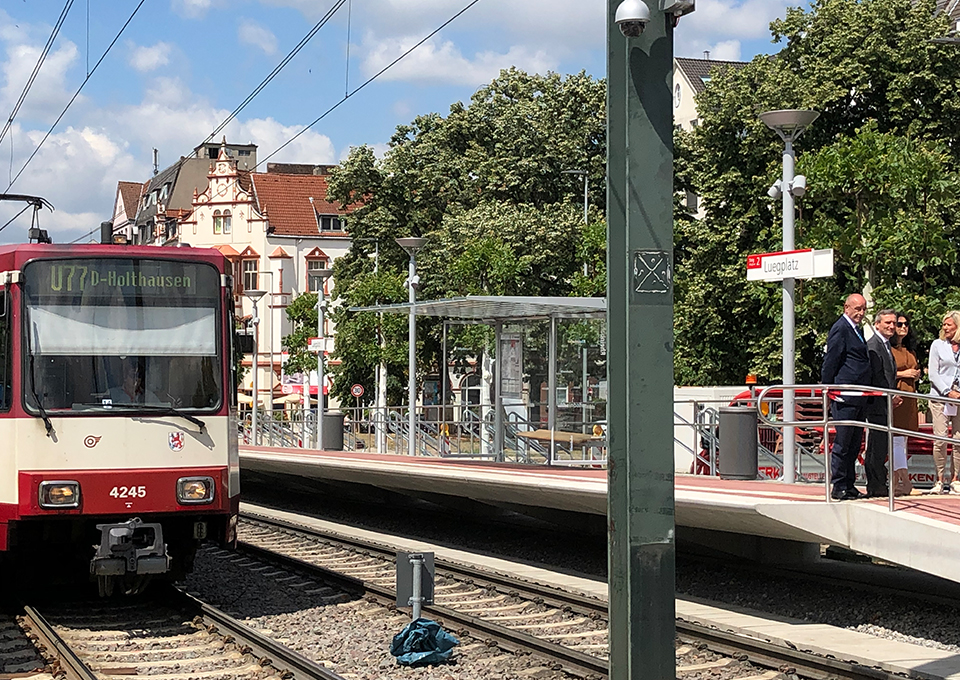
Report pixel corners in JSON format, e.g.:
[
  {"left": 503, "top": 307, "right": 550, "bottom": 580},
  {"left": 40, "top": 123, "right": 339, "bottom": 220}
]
[{"left": 351, "top": 295, "right": 606, "bottom": 321}]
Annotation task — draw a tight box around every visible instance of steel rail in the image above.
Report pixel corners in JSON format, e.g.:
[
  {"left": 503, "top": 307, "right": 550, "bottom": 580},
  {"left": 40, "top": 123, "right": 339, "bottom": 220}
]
[
  {"left": 21, "top": 605, "right": 99, "bottom": 680},
  {"left": 237, "top": 538, "right": 610, "bottom": 679},
  {"left": 169, "top": 587, "right": 348, "bottom": 680},
  {"left": 239, "top": 511, "right": 901, "bottom": 680},
  {"left": 242, "top": 512, "right": 607, "bottom": 614},
  {"left": 677, "top": 621, "right": 901, "bottom": 680}
]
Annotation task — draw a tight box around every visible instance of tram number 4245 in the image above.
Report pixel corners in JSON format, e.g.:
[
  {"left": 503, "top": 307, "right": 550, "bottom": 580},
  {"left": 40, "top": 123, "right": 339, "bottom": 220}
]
[{"left": 109, "top": 485, "right": 147, "bottom": 499}]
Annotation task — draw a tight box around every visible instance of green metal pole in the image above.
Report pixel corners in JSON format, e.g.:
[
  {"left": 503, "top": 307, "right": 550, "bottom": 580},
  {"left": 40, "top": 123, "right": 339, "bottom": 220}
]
[{"left": 606, "top": 2, "right": 676, "bottom": 678}]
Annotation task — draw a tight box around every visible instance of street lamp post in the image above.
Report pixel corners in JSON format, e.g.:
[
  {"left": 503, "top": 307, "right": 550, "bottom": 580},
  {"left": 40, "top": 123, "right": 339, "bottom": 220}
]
[
  {"left": 314, "top": 268, "right": 333, "bottom": 449},
  {"left": 562, "top": 169, "right": 589, "bottom": 276},
  {"left": 759, "top": 109, "right": 819, "bottom": 484},
  {"left": 396, "top": 237, "right": 427, "bottom": 457},
  {"left": 244, "top": 289, "right": 266, "bottom": 445}
]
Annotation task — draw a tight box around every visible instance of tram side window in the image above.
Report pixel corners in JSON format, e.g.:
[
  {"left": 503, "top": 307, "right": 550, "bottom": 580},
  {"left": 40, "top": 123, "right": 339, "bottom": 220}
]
[{"left": 0, "top": 290, "right": 9, "bottom": 410}]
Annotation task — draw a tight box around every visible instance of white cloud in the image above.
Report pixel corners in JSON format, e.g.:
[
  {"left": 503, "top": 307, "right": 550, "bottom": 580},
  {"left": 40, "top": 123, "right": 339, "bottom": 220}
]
[
  {"left": 0, "top": 123, "right": 146, "bottom": 243},
  {"left": 707, "top": 40, "right": 742, "bottom": 62},
  {"left": 171, "top": 0, "right": 223, "bottom": 20},
  {"left": 238, "top": 19, "right": 278, "bottom": 55},
  {"left": 362, "top": 35, "right": 556, "bottom": 86},
  {"left": 676, "top": 0, "right": 790, "bottom": 57},
  {"left": 128, "top": 42, "right": 172, "bottom": 72},
  {"left": 0, "top": 39, "right": 79, "bottom": 125}
]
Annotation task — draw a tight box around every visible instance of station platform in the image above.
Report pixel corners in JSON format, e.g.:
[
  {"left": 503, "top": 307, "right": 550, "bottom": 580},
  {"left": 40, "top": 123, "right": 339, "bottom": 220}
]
[{"left": 239, "top": 446, "right": 960, "bottom": 584}]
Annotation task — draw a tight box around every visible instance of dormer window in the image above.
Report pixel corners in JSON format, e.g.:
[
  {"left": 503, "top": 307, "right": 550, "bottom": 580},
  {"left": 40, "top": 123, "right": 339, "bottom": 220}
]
[
  {"left": 160, "top": 183, "right": 170, "bottom": 200},
  {"left": 319, "top": 215, "right": 343, "bottom": 232}
]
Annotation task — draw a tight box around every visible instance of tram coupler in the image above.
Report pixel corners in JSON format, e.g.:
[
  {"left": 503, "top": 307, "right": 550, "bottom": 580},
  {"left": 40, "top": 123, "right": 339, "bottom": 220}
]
[{"left": 90, "top": 517, "right": 170, "bottom": 576}]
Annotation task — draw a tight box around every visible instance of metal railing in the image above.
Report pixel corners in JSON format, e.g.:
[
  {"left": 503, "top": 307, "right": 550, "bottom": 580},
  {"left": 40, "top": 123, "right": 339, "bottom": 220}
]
[
  {"left": 757, "top": 383, "right": 960, "bottom": 511},
  {"left": 239, "top": 401, "right": 609, "bottom": 465}
]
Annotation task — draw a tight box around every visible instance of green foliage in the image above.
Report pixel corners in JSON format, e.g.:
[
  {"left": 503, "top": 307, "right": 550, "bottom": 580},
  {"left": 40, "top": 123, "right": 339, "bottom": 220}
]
[
  {"left": 677, "top": 0, "right": 960, "bottom": 385},
  {"left": 316, "top": 68, "right": 607, "bottom": 402}
]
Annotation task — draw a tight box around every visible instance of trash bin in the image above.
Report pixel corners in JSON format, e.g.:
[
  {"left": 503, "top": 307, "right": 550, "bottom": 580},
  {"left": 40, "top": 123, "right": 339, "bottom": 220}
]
[
  {"left": 322, "top": 411, "right": 345, "bottom": 451},
  {"left": 718, "top": 405, "right": 758, "bottom": 480}
]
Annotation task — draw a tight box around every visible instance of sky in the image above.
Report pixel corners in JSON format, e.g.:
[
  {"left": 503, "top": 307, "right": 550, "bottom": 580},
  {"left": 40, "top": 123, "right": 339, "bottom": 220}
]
[{"left": 0, "top": 0, "right": 798, "bottom": 244}]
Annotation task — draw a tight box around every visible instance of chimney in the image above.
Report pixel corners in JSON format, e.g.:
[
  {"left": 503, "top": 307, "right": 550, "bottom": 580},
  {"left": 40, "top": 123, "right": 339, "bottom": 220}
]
[{"left": 703, "top": 50, "right": 710, "bottom": 60}]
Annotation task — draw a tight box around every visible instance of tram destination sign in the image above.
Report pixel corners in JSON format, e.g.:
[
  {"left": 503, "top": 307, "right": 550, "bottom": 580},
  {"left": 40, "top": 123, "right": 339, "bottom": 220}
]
[{"left": 746, "top": 248, "right": 834, "bottom": 282}]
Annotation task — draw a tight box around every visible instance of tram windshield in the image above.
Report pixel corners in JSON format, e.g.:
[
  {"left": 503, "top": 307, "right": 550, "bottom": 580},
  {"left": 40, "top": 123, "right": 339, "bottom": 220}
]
[{"left": 22, "top": 258, "right": 222, "bottom": 413}]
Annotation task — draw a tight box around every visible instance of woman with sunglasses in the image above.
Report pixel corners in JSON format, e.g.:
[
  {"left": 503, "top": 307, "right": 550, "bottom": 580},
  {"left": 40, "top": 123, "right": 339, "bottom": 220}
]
[{"left": 890, "top": 314, "right": 921, "bottom": 495}]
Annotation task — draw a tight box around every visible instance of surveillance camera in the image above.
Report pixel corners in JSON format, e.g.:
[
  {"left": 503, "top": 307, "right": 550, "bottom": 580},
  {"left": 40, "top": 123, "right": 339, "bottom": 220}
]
[
  {"left": 615, "top": 0, "right": 651, "bottom": 37},
  {"left": 407, "top": 274, "right": 421, "bottom": 292},
  {"left": 790, "top": 175, "right": 807, "bottom": 198},
  {"left": 767, "top": 179, "right": 782, "bottom": 200}
]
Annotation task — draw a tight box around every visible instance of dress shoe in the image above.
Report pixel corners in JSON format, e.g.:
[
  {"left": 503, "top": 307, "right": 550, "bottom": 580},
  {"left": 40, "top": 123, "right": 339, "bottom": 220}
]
[{"left": 831, "top": 488, "right": 862, "bottom": 501}]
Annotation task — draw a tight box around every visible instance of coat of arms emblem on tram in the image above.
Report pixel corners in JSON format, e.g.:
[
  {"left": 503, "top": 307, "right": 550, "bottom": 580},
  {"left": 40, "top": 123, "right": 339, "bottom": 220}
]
[{"left": 168, "top": 432, "right": 185, "bottom": 452}]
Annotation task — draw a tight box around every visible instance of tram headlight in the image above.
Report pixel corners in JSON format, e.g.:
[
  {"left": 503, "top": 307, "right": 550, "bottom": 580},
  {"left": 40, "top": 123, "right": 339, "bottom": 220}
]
[
  {"left": 177, "top": 477, "right": 214, "bottom": 504},
  {"left": 39, "top": 481, "right": 81, "bottom": 509}
]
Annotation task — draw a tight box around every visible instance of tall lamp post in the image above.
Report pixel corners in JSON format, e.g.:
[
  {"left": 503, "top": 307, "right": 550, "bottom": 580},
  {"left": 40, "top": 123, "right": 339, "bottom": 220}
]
[
  {"left": 759, "top": 109, "right": 819, "bottom": 484},
  {"left": 396, "top": 237, "right": 427, "bottom": 457},
  {"left": 314, "top": 268, "right": 333, "bottom": 450},
  {"left": 562, "top": 169, "right": 589, "bottom": 276},
  {"left": 244, "top": 289, "right": 266, "bottom": 445}
]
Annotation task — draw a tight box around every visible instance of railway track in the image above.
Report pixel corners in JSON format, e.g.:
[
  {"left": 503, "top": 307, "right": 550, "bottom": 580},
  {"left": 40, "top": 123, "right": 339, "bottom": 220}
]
[
  {"left": 237, "top": 511, "right": 901, "bottom": 680},
  {"left": 19, "top": 585, "right": 346, "bottom": 680}
]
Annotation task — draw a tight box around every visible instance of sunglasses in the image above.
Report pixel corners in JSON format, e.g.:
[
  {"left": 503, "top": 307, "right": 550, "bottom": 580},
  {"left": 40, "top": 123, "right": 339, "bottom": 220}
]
[{"left": 896, "top": 321, "right": 909, "bottom": 327}]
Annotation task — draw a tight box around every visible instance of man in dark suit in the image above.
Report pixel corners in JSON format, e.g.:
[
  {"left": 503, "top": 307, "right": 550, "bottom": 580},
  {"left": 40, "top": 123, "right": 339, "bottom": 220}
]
[
  {"left": 864, "top": 309, "right": 901, "bottom": 497},
  {"left": 821, "top": 294, "right": 871, "bottom": 500}
]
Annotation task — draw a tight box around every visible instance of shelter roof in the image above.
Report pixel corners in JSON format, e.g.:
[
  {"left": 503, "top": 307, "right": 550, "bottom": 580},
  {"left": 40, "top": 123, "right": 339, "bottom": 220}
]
[{"left": 351, "top": 295, "right": 606, "bottom": 320}]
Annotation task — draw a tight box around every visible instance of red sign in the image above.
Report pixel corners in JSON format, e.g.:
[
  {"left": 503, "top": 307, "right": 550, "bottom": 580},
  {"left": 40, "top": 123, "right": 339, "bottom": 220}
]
[{"left": 351, "top": 384, "right": 364, "bottom": 398}]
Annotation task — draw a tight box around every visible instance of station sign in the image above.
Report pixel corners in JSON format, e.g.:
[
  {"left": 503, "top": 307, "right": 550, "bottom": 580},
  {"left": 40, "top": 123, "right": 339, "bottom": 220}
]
[{"left": 746, "top": 248, "right": 834, "bottom": 282}]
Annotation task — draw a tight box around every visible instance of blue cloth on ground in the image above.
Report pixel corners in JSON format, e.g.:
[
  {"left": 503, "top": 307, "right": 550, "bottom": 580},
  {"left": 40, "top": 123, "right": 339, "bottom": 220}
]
[{"left": 390, "top": 617, "right": 459, "bottom": 666}]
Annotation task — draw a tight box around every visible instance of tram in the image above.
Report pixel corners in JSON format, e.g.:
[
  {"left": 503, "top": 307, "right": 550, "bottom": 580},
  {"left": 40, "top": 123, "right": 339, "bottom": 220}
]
[{"left": 0, "top": 242, "right": 239, "bottom": 594}]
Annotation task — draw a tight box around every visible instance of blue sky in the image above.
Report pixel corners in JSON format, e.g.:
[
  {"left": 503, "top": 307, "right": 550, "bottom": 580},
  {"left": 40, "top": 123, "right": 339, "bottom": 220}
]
[{"left": 0, "top": 0, "right": 797, "bottom": 244}]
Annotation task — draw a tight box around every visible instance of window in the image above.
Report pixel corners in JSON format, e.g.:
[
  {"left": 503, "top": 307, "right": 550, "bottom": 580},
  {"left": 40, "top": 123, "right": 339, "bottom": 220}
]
[
  {"left": 307, "top": 259, "right": 330, "bottom": 293},
  {"left": 0, "top": 289, "right": 10, "bottom": 411},
  {"left": 20, "top": 258, "right": 222, "bottom": 412},
  {"left": 223, "top": 209, "right": 232, "bottom": 234},
  {"left": 160, "top": 183, "right": 170, "bottom": 200},
  {"left": 238, "top": 149, "right": 251, "bottom": 156},
  {"left": 243, "top": 259, "right": 259, "bottom": 292},
  {"left": 213, "top": 209, "right": 222, "bottom": 235},
  {"left": 685, "top": 190, "right": 699, "bottom": 213},
  {"left": 319, "top": 215, "right": 343, "bottom": 232}
]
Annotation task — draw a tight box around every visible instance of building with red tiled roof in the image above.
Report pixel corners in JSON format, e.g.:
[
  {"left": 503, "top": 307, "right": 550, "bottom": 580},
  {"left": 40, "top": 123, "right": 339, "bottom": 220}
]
[
  {"left": 110, "top": 181, "right": 145, "bottom": 241},
  {"left": 174, "top": 141, "right": 354, "bottom": 405},
  {"left": 108, "top": 140, "right": 356, "bottom": 406}
]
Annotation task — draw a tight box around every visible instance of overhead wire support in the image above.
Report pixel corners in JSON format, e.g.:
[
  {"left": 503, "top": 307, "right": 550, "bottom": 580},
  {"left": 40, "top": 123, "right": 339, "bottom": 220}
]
[
  {"left": 257, "top": 0, "right": 483, "bottom": 169},
  {"left": 5, "top": 0, "right": 147, "bottom": 193},
  {"left": 0, "top": 0, "right": 76, "bottom": 149}
]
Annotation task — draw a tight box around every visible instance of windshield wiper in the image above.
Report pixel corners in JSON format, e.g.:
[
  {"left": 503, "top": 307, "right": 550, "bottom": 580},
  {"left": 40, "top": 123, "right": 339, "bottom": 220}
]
[
  {"left": 28, "top": 354, "right": 54, "bottom": 437},
  {"left": 78, "top": 402, "right": 207, "bottom": 432}
]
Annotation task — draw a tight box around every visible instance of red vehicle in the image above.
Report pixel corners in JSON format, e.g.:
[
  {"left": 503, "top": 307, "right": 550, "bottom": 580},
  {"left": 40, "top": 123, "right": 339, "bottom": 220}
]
[
  {"left": 697, "top": 388, "right": 935, "bottom": 485},
  {"left": 0, "top": 243, "right": 239, "bottom": 594}
]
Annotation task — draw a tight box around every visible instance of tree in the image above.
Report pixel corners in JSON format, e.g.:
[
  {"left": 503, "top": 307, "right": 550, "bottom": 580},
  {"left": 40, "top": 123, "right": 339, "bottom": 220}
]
[
  {"left": 321, "top": 68, "right": 607, "bottom": 403},
  {"left": 676, "top": 0, "right": 960, "bottom": 386}
]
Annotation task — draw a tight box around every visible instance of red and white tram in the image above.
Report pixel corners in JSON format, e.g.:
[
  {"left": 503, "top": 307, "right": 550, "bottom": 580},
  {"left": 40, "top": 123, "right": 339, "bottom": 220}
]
[{"left": 0, "top": 243, "right": 239, "bottom": 594}]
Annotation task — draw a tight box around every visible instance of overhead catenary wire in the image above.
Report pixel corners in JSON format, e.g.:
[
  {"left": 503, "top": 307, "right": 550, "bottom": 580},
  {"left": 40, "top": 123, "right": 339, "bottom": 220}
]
[
  {"left": 200, "top": 0, "right": 347, "bottom": 148},
  {"left": 0, "top": 203, "right": 33, "bottom": 236},
  {"left": 5, "top": 0, "right": 146, "bottom": 193},
  {"left": 0, "top": 0, "right": 76, "bottom": 149},
  {"left": 256, "top": 0, "right": 484, "bottom": 170}
]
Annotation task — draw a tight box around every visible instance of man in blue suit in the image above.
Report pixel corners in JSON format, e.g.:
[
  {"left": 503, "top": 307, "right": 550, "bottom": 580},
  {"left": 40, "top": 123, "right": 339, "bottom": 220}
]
[{"left": 821, "top": 294, "right": 871, "bottom": 500}]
